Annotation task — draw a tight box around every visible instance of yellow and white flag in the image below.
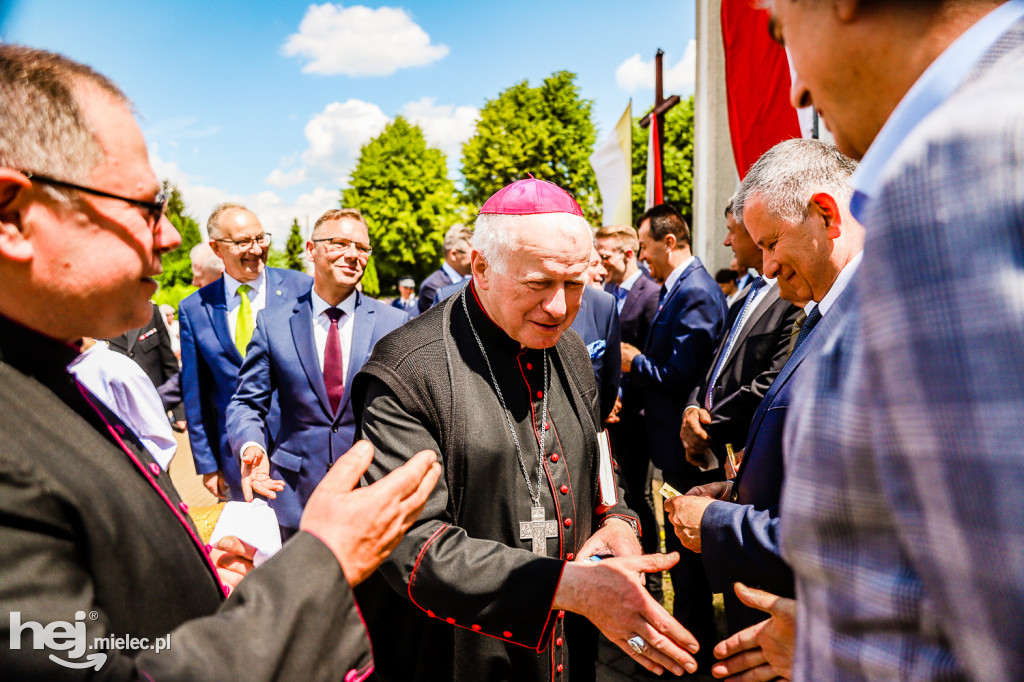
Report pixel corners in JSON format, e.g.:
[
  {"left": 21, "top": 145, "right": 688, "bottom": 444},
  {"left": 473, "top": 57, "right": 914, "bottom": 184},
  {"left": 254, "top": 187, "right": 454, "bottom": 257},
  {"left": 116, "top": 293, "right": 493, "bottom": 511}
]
[{"left": 589, "top": 102, "right": 632, "bottom": 226}]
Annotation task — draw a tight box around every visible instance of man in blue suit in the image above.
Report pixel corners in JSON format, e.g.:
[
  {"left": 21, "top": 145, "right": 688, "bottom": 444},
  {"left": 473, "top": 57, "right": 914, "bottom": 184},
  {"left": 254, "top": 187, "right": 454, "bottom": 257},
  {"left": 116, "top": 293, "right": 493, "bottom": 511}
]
[
  {"left": 227, "top": 208, "right": 408, "bottom": 537},
  {"left": 620, "top": 203, "right": 727, "bottom": 667},
  {"left": 179, "top": 203, "right": 310, "bottom": 500},
  {"left": 662, "top": 140, "right": 863, "bottom": 637},
  {"left": 417, "top": 223, "right": 472, "bottom": 314}
]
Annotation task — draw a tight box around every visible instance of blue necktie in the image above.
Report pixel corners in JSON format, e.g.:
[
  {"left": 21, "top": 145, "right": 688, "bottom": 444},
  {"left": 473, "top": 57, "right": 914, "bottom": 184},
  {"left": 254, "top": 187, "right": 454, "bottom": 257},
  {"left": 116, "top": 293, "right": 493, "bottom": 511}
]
[
  {"left": 614, "top": 285, "right": 628, "bottom": 314},
  {"left": 658, "top": 284, "right": 668, "bottom": 308},
  {"left": 792, "top": 305, "right": 823, "bottom": 353},
  {"left": 705, "top": 277, "right": 766, "bottom": 410}
]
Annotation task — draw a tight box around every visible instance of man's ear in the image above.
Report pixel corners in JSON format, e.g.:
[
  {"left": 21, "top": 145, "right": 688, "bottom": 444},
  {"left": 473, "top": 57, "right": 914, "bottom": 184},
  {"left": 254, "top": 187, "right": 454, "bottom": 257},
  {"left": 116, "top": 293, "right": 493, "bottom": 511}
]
[
  {"left": 0, "top": 168, "right": 37, "bottom": 263},
  {"left": 664, "top": 233, "right": 677, "bottom": 251},
  {"left": 209, "top": 239, "right": 225, "bottom": 260},
  {"left": 810, "top": 192, "right": 843, "bottom": 239},
  {"left": 305, "top": 240, "right": 316, "bottom": 263},
  {"left": 470, "top": 249, "right": 488, "bottom": 290}
]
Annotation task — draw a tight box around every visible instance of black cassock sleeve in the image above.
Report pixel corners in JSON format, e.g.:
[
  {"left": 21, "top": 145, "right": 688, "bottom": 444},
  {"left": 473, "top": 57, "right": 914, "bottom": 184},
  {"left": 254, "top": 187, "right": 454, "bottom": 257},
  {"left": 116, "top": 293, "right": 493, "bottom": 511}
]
[{"left": 360, "top": 377, "right": 566, "bottom": 651}]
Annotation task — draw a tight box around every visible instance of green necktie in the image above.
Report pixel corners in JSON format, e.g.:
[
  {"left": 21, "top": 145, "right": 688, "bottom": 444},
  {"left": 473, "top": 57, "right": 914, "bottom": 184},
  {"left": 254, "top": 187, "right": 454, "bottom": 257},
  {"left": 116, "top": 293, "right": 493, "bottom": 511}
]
[{"left": 235, "top": 284, "right": 255, "bottom": 357}]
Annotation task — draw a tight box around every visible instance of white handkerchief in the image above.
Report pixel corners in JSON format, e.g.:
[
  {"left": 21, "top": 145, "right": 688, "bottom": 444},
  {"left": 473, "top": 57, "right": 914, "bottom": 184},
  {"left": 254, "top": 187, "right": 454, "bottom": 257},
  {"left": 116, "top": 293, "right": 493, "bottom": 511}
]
[{"left": 209, "top": 499, "right": 283, "bottom": 567}]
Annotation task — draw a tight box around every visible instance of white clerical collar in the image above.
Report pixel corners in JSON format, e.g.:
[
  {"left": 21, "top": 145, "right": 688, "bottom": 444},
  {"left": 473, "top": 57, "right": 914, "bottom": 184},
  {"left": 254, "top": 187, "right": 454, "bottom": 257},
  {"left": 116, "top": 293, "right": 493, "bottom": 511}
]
[
  {"left": 442, "top": 261, "right": 468, "bottom": 283},
  {"left": 223, "top": 270, "right": 266, "bottom": 300},
  {"left": 311, "top": 286, "right": 358, "bottom": 318},
  {"left": 620, "top": 268, "right": 643, "bottom": 292},
  {"left": 818, "top": 251, "right": 862, "bottom": 317},
  {"left": 663, "top": 255, "right": 696, "bottom": 295}
]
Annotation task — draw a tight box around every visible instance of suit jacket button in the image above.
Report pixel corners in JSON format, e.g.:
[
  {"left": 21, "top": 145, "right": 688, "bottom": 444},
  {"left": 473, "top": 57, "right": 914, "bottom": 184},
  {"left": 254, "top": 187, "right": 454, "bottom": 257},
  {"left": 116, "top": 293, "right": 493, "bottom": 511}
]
[{"left": 332, "top": 426, "right": 339, "bottom": 433}]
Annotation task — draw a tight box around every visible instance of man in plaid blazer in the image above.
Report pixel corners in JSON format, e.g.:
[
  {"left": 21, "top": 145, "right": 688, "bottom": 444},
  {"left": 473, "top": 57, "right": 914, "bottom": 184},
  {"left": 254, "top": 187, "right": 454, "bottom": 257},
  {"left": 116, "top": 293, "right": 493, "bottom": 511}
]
[{"left": 772, "top": 1, "right": 1024, "bottom": 679}]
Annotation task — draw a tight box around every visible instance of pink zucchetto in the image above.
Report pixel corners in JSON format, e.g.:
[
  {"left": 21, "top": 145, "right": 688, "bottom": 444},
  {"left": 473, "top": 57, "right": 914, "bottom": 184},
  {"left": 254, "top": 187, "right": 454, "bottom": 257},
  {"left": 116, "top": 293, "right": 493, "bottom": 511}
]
[{"left": 479, "top": 176, "right": 584, "bottom": 217}]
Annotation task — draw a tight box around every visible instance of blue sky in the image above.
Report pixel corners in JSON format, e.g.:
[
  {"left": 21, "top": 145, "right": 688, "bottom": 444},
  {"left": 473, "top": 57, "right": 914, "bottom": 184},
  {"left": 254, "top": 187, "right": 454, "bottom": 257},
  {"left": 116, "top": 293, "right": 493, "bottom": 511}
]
[{"left": 3, "top": 1, "right": 696, "bottom": 241}]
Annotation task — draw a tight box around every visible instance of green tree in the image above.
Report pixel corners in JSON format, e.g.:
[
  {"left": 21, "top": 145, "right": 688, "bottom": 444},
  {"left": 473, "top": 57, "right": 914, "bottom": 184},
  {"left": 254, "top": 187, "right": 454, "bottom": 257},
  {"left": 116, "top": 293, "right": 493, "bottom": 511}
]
[
  {"left": 153, "top": 181, "right": 202, "bottom": 311},
  {"left": 461, "top": 71, "right": 599, "bottom": 220},
  {"left": 341, "top": 116, "right": 462, "bottom": 292},
  {"left": 284, "top": 218, "right": 306, "bottom": 272},
  {"left": 630, "top": 95, "right": 695, "bottom": 226}
]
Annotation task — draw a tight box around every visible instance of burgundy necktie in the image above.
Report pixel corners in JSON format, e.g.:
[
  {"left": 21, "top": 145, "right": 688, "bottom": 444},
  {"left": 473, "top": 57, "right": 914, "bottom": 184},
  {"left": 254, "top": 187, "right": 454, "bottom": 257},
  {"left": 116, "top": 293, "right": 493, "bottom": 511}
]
[{"left": 324, "top": 307, "right": 345, "bottom": 413}]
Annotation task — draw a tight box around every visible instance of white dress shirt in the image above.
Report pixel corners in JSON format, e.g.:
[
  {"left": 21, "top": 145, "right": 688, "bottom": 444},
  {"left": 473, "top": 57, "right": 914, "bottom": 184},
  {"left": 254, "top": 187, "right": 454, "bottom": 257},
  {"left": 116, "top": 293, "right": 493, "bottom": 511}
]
[
  {"left": 441, "top": 261, "right": 469, "bottom": 284},
  {"left": 223, "top": 270, "right": 268, "bottom": 344},
  {"left": 311, "top": 288, "right": 358, "bottom": 379},
  {"left": 68, "top": 341, "right": 177, "bottom": 470}
]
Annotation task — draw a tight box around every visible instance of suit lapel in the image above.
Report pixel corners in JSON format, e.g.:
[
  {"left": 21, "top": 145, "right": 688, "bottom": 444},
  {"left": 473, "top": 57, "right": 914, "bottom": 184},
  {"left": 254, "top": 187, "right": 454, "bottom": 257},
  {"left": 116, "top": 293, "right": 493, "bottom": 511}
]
[
  {"left": 291, "top": 296, "right": 333, "bottom": 417},
  {"left": 650, "top": 259, "right": 697, "bottom": 328},
  {"left": 205, "top": 279, "right": 242, "bottom": 364},
  {"left": 719, "top": 286, "right": 781, "bottom": 373},
  {"left": 338, "top": 292, "right": 374, "bottom": 418},
  {"left": 265, "top": 268, "right": 291, "bottom": 309}
]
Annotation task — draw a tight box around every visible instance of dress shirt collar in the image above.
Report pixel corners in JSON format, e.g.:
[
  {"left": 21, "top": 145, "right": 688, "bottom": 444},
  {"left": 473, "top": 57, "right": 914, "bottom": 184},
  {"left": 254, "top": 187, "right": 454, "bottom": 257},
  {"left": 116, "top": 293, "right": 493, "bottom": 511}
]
[
  {"left": 442, "top": 261, "right": 468, "bottom": 284},
  {"left": 818, "top": 251, "right": 862, "bottom": 317},
  {"left": 223, "top": 270, "right": 266, "bottom": 301},
  {"left": 850, "top": 0, "right": 1024, "bottom": 222},
  {"left": 311, "top": 286, "right": 358, "bottom": 320},
  {"left": 662, "top": 255, "right": 696, "bottom": 297},
  {"left": 619, "top": 268, "right": 643, "bottom": 292}
]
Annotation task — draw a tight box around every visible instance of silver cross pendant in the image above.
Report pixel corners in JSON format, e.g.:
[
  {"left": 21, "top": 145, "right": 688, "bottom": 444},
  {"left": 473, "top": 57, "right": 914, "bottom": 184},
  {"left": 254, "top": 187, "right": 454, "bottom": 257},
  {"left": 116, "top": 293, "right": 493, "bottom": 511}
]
[{"left": 520, "top": 506, "right": 559, "bottom": 556}]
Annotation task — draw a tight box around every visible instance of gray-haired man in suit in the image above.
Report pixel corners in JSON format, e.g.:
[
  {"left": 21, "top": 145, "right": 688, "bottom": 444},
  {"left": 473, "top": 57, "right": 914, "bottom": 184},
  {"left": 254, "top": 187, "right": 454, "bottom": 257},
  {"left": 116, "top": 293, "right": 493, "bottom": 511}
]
[{"left": 765, "top": 1, "right": 1024, "bottom": 680}]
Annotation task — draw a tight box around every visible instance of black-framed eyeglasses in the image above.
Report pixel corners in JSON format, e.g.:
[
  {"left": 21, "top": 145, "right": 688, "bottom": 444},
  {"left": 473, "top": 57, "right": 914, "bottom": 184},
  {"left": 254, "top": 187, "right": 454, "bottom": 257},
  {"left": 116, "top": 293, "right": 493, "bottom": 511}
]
[
  {"left": 213, "top": 233, "right": 271, "bottom": 252},
  {"left": 312, "top": 236, "right": 373, "bottom": 256},
  {"left": 20, "top": 171, "right": 168, "bottom": 229}
]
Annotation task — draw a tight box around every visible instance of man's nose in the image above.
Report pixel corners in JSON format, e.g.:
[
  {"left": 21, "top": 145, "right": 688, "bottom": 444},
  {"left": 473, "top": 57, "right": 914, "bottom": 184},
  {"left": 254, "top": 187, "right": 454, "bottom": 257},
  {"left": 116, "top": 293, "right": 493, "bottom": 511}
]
[
  {"left": 790, "top": 71, "right": 813, "bottom": 110},
  {"left": 542, "top": 287, "right": 567, "bottom": 318},
  {"left": 762, "top": 252, "right": 780, "bottom": 278},
  {"left": 154, "top": 214, "right": 181, "bottom": 257}
]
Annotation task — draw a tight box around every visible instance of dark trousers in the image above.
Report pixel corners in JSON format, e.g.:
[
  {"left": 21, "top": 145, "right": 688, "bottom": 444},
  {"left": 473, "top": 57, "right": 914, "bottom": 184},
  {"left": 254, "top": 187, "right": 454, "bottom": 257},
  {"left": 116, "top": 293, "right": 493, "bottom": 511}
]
[
  {"left": 608, "top": 414, "right": 662, "bottom": 600},
  {"left": 662, "top": 467, "right": 722, "bottom": 670}
]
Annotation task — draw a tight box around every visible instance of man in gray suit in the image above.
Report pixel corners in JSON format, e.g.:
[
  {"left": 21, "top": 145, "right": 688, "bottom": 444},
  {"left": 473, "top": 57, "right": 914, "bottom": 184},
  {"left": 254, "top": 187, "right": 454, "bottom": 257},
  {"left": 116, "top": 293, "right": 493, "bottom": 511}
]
[
  {"left": 766, "top": 1, "right": 1024, "bottom": 679},
  {"left": 0, "top": 44, "right": 439, "bottom": 679}
]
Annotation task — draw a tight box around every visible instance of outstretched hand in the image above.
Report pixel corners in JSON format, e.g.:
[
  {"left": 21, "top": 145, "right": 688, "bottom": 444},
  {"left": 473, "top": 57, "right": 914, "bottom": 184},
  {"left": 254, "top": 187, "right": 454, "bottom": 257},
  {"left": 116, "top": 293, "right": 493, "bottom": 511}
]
[
  {"left": 711, "top": 583, "right": 796, "bottom": 681},
  {"left": 240, "top": 445, "right": 285, "bottom": 502},
  {"left": 555, "top": 552, "right": 700, "bottom": 677},
  {"left": 299, "top": 440, "right": 441, "bottom": 586}
]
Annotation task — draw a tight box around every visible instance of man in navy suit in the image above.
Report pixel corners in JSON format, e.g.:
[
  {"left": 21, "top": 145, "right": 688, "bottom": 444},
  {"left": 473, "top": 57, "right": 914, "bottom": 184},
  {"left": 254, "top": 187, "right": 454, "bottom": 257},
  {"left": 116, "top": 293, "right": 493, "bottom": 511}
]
[
  {"left": 571, "top": 275, "right": 621, "bottom": 422},
  {"left": 620, "top": 203, "right": 727, "bottom": 666},
  {"left": 179, "top": 203, "right": 310, "bottom": 501},
  {"left": 228, "top": 208, "right": 408, "bottom": 537},
  {"left": 680, "top": 196, "right": 800, "bottom": 475},
  {"left": 417, "top": 223, "right": 472, "bottom": 313},
  {"left": 595, "top": 224, "right": 663, "bottom": 596},
  {"left": 663, "top": 140, "right": 863, "bottom": 639}
]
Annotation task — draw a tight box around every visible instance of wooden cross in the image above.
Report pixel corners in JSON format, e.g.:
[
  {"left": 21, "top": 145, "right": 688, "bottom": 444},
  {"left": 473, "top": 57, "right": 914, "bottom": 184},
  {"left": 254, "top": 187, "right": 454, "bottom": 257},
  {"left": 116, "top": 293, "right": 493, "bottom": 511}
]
[
  {"left": 639, "top": 49, "right": 681, "bottom": 203},
  {"left": 520, "top": 506, "right": 559, "bottom": 556}
]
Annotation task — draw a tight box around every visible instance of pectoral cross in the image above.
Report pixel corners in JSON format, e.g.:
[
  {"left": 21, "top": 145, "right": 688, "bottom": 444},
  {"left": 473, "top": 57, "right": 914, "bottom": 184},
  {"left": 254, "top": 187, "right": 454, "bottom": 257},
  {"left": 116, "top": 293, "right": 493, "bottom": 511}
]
[{"left": 520, "top": 506, "right": 559, "bottom": 556}]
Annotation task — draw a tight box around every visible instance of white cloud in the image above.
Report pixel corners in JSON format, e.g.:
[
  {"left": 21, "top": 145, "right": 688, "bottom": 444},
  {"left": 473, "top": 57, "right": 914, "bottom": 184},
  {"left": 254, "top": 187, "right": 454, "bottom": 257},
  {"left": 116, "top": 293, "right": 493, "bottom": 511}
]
[
  {"left": 265, "top": 167, "right": 308, "bottom": 188},
  {"left": 149, "top": 146, "right": 339, "bottom": 243},
  {"left": 300, "top": 99, "right": 390, "bottom": 184},
  {"left": 399, "top": 97, "right": 479, "bottom": 162},
  {"left": 282, "top": 3, "right": 449, "bottom": 77},
  {"left": 615, "top": 40, "right": 696, "bottom": 94}
]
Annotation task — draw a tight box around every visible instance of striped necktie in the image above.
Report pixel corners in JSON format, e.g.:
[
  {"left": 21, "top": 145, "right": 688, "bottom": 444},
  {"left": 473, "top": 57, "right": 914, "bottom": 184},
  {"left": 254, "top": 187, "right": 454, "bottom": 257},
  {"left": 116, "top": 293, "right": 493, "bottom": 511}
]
[
  {"left": 792, "top": 305, "right": 823, "bottom": 352},
  {"left": 705, "top": 277, "right": 766, "bottom": 410}
]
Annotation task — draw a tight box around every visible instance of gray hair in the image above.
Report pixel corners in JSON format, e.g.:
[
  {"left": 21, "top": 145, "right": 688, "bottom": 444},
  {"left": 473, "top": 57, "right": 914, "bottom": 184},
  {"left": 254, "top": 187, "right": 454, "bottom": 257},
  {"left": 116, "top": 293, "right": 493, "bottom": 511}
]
[
  {"left": 472, "top": 212, "right": 592, "bottom": 275},
  {"left": 0, "top": 44, "right": 130, "bottom": 193},
  {"left": 443, "top": 223, "right": 474, "bottom": 253},
  {"left": 189, "top": 242, "right": 224, "bottom": 273},
  {"left": 735, "top": 138, "right": 857, "bottom": 226},
  {"left": 207, "top": 203, "right": 253, "bottom": 240}
]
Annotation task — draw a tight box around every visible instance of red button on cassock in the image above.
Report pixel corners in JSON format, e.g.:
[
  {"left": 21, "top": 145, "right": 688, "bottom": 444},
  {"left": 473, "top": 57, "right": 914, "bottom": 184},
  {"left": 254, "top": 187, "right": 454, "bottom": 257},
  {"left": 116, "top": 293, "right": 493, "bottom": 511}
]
[
  {"left": 550, "top": 453, "right": 559, "bottom": 463},
  {"left": 557, "top": 664, "right": 564, "bottom": 673},
  {"left": 564, "top": 518, "right": 572, "bottom": 528},
  {"left": 427, "top": 610, "right": 435, "bottom": 618},
  {"left": 536, "top": 391, "right": 543, "bottom": 399},
  {"left": 472, "top": 624, "right": 481, "bottom": 631},
  {"left": 556, "top": 637, "right": 563, "bottom": 647},
  {"left": 558, "top": 610, "right": 565, "bottom": 618},
  {"left": 526, "top": 362, "right": 533, "bottom": 370},
  {"left": 566, "top": 553, "right": 574, "bottom": 560},
  {"left": 149, "top": 462, "right": 160, "bottom": 476},
  {"left": 503, "top": 630, "right": 513, "bottom": 638},
  {"left": 446, "top": 617, "right": 456, "bottom": 624},
  {"left": 560, "top": 485, "right": 568, "bottom": 494},
  {"left": 178, "top": 502, "right": 189, "bottom": 514}
]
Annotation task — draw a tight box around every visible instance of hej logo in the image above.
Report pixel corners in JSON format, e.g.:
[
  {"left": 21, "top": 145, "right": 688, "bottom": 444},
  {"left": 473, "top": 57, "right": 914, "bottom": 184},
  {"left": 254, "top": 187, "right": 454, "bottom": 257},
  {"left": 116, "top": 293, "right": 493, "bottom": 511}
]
[{"left": 8, "top": 610, "right": 107, "bottom": 670}]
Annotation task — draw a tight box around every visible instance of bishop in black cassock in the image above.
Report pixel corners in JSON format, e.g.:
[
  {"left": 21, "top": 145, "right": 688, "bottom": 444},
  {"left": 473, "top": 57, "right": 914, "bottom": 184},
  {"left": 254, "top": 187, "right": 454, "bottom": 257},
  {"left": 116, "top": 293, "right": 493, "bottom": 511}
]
[{"left": 352, "top": 178, "right": 698, "bottom": 681}]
